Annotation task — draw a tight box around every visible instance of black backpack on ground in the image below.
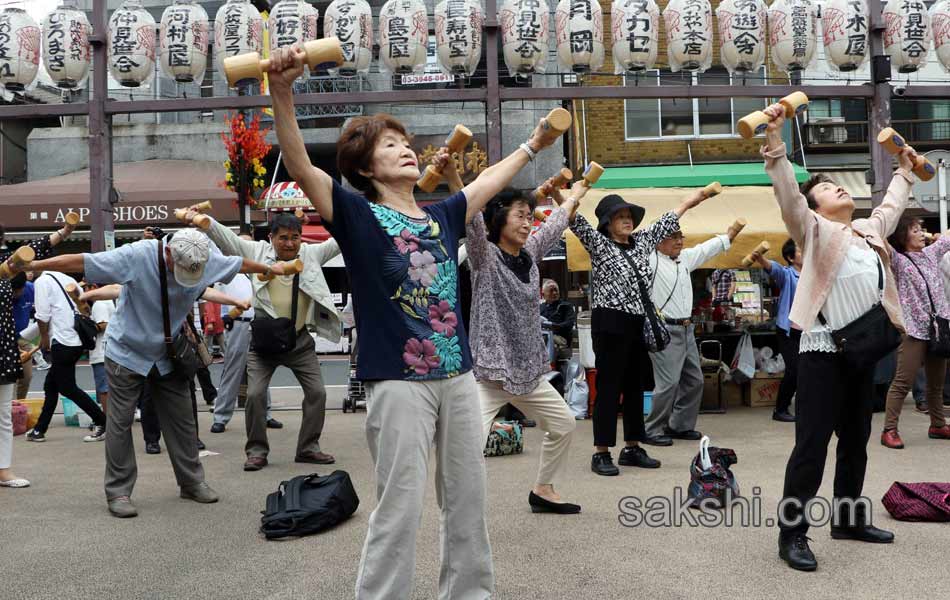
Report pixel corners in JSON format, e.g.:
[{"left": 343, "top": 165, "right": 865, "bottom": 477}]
[{"left": 260, "top": 471, "right": 359, "bottom": 540}]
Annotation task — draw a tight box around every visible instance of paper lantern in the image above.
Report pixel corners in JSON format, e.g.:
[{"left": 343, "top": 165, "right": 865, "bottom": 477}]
[
  {"left": 214, "top": 0, "right": 264, "bottom": 75},
  {"left": 610, "top": 0, "right": 660, "bottom": 73},
  {"left": 884, "top": 0, "right": 932, "bottom": 73},
  {"left": 302, "top": 2, "right": 320, "bottom": 43},
  {"left": 498, "top": 0, "right": 551, "bottom": 78},
  {"left": 0, "top": 8, "right": 40, "bottom": 92},
  {"left": 325, "top": 0, "right": 373, "bottom": 77},
  {"left": 435, "top": 0, "right": 484, "bottom": 76},
  {"left": 268, "top": 1, "right": 313, "bottom": 51},
  {"left": 108, "top": 0, "right": 156, "bottom": 88},
  {"left": 378, "top": 0, "right": 429, "bottom": 74},
  {"left": 768, "top": 0, "right": 818, "bottom": 73},
  {"left": 42, "top": 4, "right": 91, "bottom": 90},
  {"left": 716, "top": 0, "right": 767, "bottom": 74},
  {"left": 555, "top": 0, "right": 605, "bottom": 73},
  {"left": 821, "top": 0, "right": 869, "bottom": 72},
  {"left": 933, "top": 0, "right": 950, "bottom": 72},
  {"left": 663, "top": 0, "right": 713, "bottom": 73},
  {"left": 159, "top": 1, "right": 209, "bottom": 84}
]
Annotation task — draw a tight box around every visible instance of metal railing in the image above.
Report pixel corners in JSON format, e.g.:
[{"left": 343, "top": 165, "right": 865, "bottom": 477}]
[
  {"left": 804, "top": 118, "right": 950, "bottom": 148},
  {"left": 285, "top": 76, "right": 367, "bottom": 123}
]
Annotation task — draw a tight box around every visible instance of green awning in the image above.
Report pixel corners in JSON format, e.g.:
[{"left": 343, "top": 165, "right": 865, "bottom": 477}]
[{"left": 593, "top": 161, "right": 811, "bottom": 189}]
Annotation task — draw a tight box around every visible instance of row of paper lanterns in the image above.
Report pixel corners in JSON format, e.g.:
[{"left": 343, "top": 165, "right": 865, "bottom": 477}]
[{"left": 1, "top": 0, "right": 948, "bottom": 93}]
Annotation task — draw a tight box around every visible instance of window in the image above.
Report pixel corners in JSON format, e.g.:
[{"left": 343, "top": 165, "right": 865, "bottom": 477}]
[{"left": 623, "top": 66, "right": 769, "bottom": 140}]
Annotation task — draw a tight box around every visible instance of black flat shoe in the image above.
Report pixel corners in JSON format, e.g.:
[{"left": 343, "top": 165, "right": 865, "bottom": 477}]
[
  {"left": 642, "top": 435, "right": 673, "bottom": 446},
  {"left": 779, "top": 533, "right": 817, "bottom": 571},
  {"left": 266, "top": 418, "right": 284, "bottom": 429},
  {"left": 664, "top": 428, "right": 702, "bottom": 440},
  {"left": 528, "top": 491, "right": 581, "bottom": 514},
  {"left": 145, "top": 442, "right": 161, "bottom": 455},
  {"left": 830, "top": 525, "right": 894, "bottom": 544},
  {"left": 618, "top": 446, "right": 661, "bottom": 468},
  {"left": 196, "top": 439, "right": 206, "bottom": 451},
  {"left": 591, "top": 452, "right": 619, "bottom": 476},
  {"left": 772, "top": 411, "right": 796, "bottom": 422}
]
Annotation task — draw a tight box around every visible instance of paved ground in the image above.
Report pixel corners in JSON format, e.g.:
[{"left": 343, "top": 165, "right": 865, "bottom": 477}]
[{"left": 2, "top": 400, "right": 948, "bottom": 600}]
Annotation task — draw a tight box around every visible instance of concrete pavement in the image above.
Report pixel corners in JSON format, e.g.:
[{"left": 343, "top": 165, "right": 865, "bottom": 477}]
[{"left": 1, "top": 400, "right": 948, "bottom": 599}]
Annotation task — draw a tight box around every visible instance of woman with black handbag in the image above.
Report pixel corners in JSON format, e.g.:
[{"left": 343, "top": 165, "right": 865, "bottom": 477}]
[
  {"left": 761, "top": 103, "right": 918, "bottom": 572},
  {"left": 569, "top": 190, "right": 710, "bottom": 476},
  {"left": 881, "top": 218, "right": 950, "bottom": 449}
]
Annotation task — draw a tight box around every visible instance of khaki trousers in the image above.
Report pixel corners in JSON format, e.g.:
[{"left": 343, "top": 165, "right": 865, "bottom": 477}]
[{"left": 884, "top": 336, "right": 947, "bottom": 430}]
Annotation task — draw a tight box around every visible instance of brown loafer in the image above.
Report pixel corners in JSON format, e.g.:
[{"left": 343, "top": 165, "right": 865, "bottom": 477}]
[
  {"left": 928, "top": 424, "right": 950, "bottom": 439},
  {"left": 243, "top": 456, "right": 268, "bottom": 471},
  {"left": 881, "top": 429, "right": 904, "bottom": 449},
  {"left": 295, "top": 451, "right": 335, "bottom": 465}
]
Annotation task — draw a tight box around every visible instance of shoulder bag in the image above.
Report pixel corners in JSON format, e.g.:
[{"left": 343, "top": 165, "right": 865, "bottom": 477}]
[
  {"left": 817, "top": 250, "right": 901, "bottom": 370},
  {"left": 904, "top": 255, "right": 950, "bottom": 357},
  {"left": 46, "top": 274, "right": 98, "bottom": 351},
  {"left": 621, "top": 248, "right": 670, "bottom": 353},
  {"left": 158, "top": 240, "right": 205, "bottom": 379},
  {"left": 251, "top": 272, "right": 301, "bottom": 355}
]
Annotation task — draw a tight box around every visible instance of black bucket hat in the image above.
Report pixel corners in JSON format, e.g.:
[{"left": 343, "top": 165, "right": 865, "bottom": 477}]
[{"left": 595, "top": 194, "right": 646, "bottom": 235}]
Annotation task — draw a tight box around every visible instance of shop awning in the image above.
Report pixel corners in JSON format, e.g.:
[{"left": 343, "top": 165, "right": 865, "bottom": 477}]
[
  {"left": 594, "top": 162, "right": 811, "bottom": 189},
  {"left": 813, "top": 170, "right": 871, "bottom": 201},
  {"left": 567, "top": 186, "right": 794, "bottom": 271}
]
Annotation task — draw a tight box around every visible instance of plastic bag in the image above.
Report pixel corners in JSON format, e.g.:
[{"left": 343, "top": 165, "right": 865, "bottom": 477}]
[
  {"left": 730, "top": 332, "right": 755, "bottom": 384},
  {"left": 687, "top": 435, "right": 740, "bottom": 508},
  {"left": 563, "top": 359, "right": 588, "bottom": 419}
]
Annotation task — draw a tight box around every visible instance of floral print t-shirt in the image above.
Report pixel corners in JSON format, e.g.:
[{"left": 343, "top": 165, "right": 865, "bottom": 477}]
[{"left": 326, "top": 180, "right": 471, "bottom": 381}]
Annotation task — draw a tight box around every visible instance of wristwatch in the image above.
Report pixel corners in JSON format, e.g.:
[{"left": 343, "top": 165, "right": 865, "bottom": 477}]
[{"left": 519, "top": 142, "right": 537, "bottom": 161}]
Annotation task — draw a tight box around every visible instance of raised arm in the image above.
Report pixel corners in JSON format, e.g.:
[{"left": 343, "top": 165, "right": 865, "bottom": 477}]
[
  {"left": 267, "top": 46, "right": 334, "bottom": 222},
  {"left": 866, "top": 150, "right": 916, "bottom": 239},
  {"left": 22, "top": 253, "right": 86, "bottom": 275},
  {"left": 761, "top": 104, "right": 812, "bottom": 247},
  {"left": 634, "top": 211, "right": 681, "bottom": 252},
  {"left": 923, "top": 234, "right": 950, "bottom": 262},
  {"left": 569, "top": 213, "right": 609, "bottom": 256},
  {"left": 205, "top": 218, "right": 262, "bottom": 259},
  {"left": 431, "top": 148, "right": 464, "bottom": 194},
  {"left": 80, "top": 284, "right": 122, "bottom": 303},
  {"left": 464, "top": 211, "right": 493, "bottom": 271},
  {"left": 201, "top": 287, "right": 250, "bottom": 310},
  {"left": 681, "top": 234, "right": 731, "bottom": 272},
  {"left": 526, "top": 179, "right": 588, "bottom": 260}
]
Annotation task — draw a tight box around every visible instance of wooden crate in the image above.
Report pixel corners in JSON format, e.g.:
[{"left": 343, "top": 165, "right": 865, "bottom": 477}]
[{"left": 746, "top": 372, "right": 784, "bottom": 407}]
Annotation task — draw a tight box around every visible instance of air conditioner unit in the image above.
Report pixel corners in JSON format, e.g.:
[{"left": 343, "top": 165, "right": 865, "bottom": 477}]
[{"left": 808, "top": 117, "right": 848, "bottom": 144}]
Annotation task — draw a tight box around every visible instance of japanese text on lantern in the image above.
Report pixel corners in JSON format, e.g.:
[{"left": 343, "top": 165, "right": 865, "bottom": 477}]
[
  {"left": 223, "top": 5, "right": 242, "bottom": 57},
  {"left": 387, "top": 16, "right": 410, "bottom": 58},
  {"left": 682, "top": 0, "right": 707, "bottom": 56},
  {"left": 569, "top": 1, "right": 594, "bottom": 54},
  {"left": 731, "top": 1, "right": 761, "bottom": 56},
  {"left": 166, "top": 7, "right": 191, "bottom": 68},
  {"left": 902, "top": 1, "right": 927, "bottom": 57},
  {"left": 273, "top": 4, "right": 301, "bottom": 48},
  {"left": 623, "top": 1, "right": 652, "bottom": 54},
  {"left": 112, "top": 12, "right": 140, "bottom": 74},
  {"left": 445, "top": 1, "right": 470, "bottom": 58},
  {"left": 0, "top": 16, "right": 10, "bottom": 78},
  {"left": 516, "top": 0, "right": 543, "bottom": 58},
  {"left": 791, "top": 3, "right": 808, "bottom": 58},
  {"left": 46, "top": 13, "right": 66, "bottom": 72},
  {"left": 331, "top": 1, "right": 358, "bottom": 61}
]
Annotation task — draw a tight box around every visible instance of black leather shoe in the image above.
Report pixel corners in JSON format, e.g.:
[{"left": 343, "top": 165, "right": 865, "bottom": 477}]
[
  {"left": 528, "top": 491, "right": 581, "bottom": 514},
  {"left": 196, "top": 439, "right": 206, "bottom": 451},
  {"left": 618, "top": 445, "right": 661, "bottom": 468},
  {"left": 266, "top": 418, "right": 284, "bottom": 429},
  {"left": 779, "top": 533, "right": 817, "bottom": 571},
  {"left": 641, "top": 435, "right": 673, "bottom": 446},
  {"left": 772, "top": 411, "right": 796, "bottom": 422},
  {"left": 664, "top": 428, "right": 702, "bottom": 440},
  {"left": 830, "top": 524, "right": 894, "bottom": 544},
  {"left": 591, "top": 452, "right": 619, "bottom": 476},
  {"left": 210, "top": 422, "right": 225, "bottom": 434},
  {"left": 145, "top": 442, "right": 161, "bottom": 455}
]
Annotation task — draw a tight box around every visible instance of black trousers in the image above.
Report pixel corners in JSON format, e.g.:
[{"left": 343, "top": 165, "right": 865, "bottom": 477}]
[
  {"left": 592, "top": 318, "right": 647, "bottom": 448},
  {"left": 775, "top": 329, "right": 801, "bottom": 413},
  {"left": 35, "top": 343, "right": 106, "bottom": 433},
  {"left": 140, "top": 379, "right": 200, "bottom": 445},
  {"left": 196, "top": 366, "right": 217, "bottom": 403},
  {"left": 779, "top": 351, "right": 874, "bottom": 535}
]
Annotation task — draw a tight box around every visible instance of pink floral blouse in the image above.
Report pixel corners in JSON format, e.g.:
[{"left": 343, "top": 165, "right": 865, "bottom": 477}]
[{"left": 889, "top": 236, "right": 950, "bottom": 341}]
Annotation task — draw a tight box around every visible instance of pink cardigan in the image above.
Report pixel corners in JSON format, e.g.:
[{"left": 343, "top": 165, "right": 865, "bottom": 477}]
[{"left": 763, "top": 142, "right": 914, "bottom": 333}]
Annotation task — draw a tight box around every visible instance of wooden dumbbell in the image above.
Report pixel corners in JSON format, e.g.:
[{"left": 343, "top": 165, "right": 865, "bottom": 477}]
[
  {"left": 702, "top": 182, "right": 722, "bottom": 198},
  {"left": 258, "top": 258, "right": 304, "bottom": 282},
  {"left": 582, "top": 162, "right": 604, "bottom": 187},
  {"left": 228, "top": 306, "right": 246, "bottom": 319},
  {"left": 417, "top": 125, "right": 473, "bottom": 193},
  {"left": 533, "top": 168, "right": 573, "bottom": 201},
  {"left": 174, "top": 208, "right": 212, "bottom": 230},
  {"left": 66, "top": 283, "right": 90, "bottom": 314},
  {"left": 741, "top": 241, "right": 770, "bottom": 267},
  {"left": 295, "top": 208, "right": 312, "bottom": 224},
  {"left": 0, "top": 246, "right": 35, "bottom": 279},
  {"left": 65, "top": 211, "right": 80, "bottom": 226},
  {"left": 737, "top": 92, "right": 810, "bottom": 139},
  {"left": 728, "top": 218, "right": 747, "bottom": 239},
  {"left": 877, "top": 127, "right": 936, "bottom": 181},
  {"left": 223, "top": 38, "right": 345, "bottom": 87},
  {"left": 533, "top": 207, "right": 550, "bottom": 222},
  {"left": 535, "top": 108, "right": 573, "bottom": 147}
]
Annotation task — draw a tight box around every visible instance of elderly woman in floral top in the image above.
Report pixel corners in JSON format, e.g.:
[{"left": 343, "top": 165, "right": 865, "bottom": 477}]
[{"left": 881, "top": 217, "right": 950, "bottom": 449}]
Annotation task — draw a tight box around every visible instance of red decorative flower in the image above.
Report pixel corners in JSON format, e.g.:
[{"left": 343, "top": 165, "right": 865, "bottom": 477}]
[
  {"left": 428, "top": 301, "right": 457, "bottom": 337},
  {"left": 403, "top": 338, "right": 440, "bottom": 375}
]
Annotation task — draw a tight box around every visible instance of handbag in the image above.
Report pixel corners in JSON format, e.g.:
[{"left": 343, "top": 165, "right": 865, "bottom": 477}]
[
  {"left": 621, "top": 249, "right": 670, "bottom": 352},
  {"left": 260, "top": 471, "right": 360, "bottom": 539},
  {"left": 158, "top": 239, "right": 204, "bottom": 379},
  {"left": 686, "top": 436, "right": 740, "bottom": 509},
  {"left": 817, "top": 250, "right": 901, "bottom": 370},
  {"left": 46, "top": 274, "right": 98, "bottom": 351},
  {"left": 882, "top": 481, "right": 950, "bottom": 522},
  {"left": 250, "top": 272, "right": 301, "bottom": 355},
  {"left": 483, "top": 420, "right": 524, "bottom": 457},
  {"left": 904, "top": 255, "right": 950, "bottom": 357}
]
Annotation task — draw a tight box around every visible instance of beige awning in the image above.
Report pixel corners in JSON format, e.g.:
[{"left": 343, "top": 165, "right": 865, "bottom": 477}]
[{"left": 567, "top": 186, "right": 794, "bottom": 271}]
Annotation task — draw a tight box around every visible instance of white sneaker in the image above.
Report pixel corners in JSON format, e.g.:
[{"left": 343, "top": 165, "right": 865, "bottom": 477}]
[
  {"left": 83, "top": 425, "right": 106, "bottom": 442},
  {"left": 134, "top": 409, "right": 141, "bottom": 422}
]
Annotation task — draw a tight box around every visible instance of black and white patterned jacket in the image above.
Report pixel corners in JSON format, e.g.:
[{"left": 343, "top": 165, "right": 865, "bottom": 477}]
[{"left": 570, "top": 211, "right": 680, "bottom": 317}]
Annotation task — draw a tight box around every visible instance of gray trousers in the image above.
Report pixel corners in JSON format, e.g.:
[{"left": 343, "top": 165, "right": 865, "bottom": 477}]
[
  {"left": 356, "top": 372, "right": 493, "bottom": 600},
  {"left": 213, "top": 320, "right": 271, "bottom": 425},
  {"left": 645, "top": 324, "right": 704, "bottom": 437},
  {"left": 104, "top": 358, "right": 204, "bottom": 500},
  {"left": 245, "top": 329, "right": 326, "bottom": 459}
]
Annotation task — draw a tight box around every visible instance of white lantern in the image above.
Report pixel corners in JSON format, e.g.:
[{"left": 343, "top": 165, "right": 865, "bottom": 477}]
[
  {"left": 0, "top": 8, "right": 40, "bottom": 92},
  {"left": 435, "top": 0, "right": 484, "bottom": 76},
  {"left": 716, "top": 0, "right": 767, "bottom": 74},
  {"left": 214, "top": 0, "right": 264, "bottom": 76},
  {"left": 663, "top": 0, "right": 713, "bottom": 73},
  {"left": 821, "top": 0, "right": 869, "bottom": 72},
  {"left": 325, "top": 0, "right": 374, "bottom": 77},
  {"left": 269, "top": 1, "right": 312, "bottom": 51},
  {"left": 555, "top": 0, "right": 605, "bottom": 73},
  {"left": 109, "top": 0, "right": 156, "bottom": 87},
  {"left": 768, "top": 0, "right": 818, "bottom": 73},
  {"left": 42, "top": 4, "right": 91, "bottom": 90},
  {"left": 159, "top": 1, "right": 209, "bottom": 84},
  {"left": 498, "top": 0, "right": 551, "bottom": 78},
  {"left": 933, "top": 0, "right": 950, "bottom": 72},
  {"left": 379, "top": 0, "right": 429, "bottom": 74},
  {"left": 302, "top": 2, "right": 320, "bottom": 43},
  {"left": 884, "top": 0, "right": 931, "bottom": 74},
  {"left": 611, "top": 0, "right": 660, "bottom": 74}
]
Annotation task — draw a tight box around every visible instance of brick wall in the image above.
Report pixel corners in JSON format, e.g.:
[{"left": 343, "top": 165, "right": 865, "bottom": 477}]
[{"left": 582, "top": 0, "right": 777, "bottom": 166}]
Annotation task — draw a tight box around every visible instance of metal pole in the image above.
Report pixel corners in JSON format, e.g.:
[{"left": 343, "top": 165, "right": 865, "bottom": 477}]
[
  {"left": 868, "top": 0, "right": 893, "bottom": 207},
  {"left": 483, "top": 0, "right": 502, "bottom": 164},
  {"left": 939, "top": 160, "right": 948, "bottom": 233},
  {"left": 88, "top": 0, "right": 115, "bottom": 252},
  {"left": 237, "top": 85, "right": 250, "bottom": 234}
]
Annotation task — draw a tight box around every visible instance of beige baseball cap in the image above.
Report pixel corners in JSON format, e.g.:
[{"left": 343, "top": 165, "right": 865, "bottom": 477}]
[{"left": 167, "top": 228, "right": 210, "bottom": 287}]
